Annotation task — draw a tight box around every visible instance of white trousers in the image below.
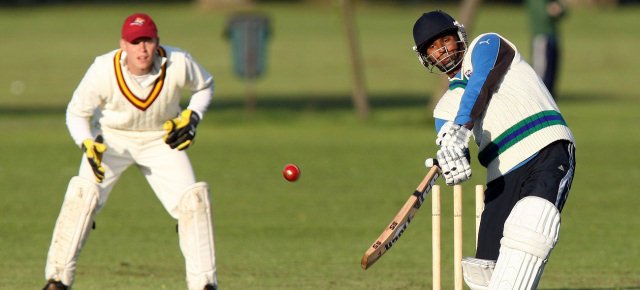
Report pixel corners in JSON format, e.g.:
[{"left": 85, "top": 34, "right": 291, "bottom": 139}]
[
  {"left": 78, "top": 127, "right": 196, "bottom": 218},
  {"left": 49, "top": 128, "right": 218, "bottom": 289}
]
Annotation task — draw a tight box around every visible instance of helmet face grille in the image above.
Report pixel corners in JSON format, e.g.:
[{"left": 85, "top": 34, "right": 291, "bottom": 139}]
[
  {"left": 414, "top": 39, "right": 467, "bottom": 74},
  {"left": 412, "top": 11, "right": 468, "bottom": 74}
]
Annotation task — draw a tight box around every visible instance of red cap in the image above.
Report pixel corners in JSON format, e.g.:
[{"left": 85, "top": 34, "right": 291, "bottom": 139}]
[{"left": 121, "top": 13, "right": 158, "bottom": 42}]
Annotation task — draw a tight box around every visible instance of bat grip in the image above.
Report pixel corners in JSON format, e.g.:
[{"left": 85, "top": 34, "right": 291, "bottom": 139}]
[{"left": 425, "top": 157, "right": 439, "bottom": 168}]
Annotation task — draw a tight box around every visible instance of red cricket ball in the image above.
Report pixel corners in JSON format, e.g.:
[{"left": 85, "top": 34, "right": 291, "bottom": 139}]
[{"left": 283, "top": 164, "right": 301, "bottom": 182}]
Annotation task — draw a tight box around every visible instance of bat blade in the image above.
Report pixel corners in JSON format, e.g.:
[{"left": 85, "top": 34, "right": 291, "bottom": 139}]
[{"left": 361, "top": 165, "right": 440, "bottom": 270}]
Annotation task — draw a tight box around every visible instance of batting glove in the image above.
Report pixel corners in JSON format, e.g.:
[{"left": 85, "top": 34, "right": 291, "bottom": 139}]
[
  {"left": 436, "top": 122, "right": 473, "bottom": 148},
  {"left": 163, "top": 109, "right": 200, "bottom": 151},
  {"left": 437, "top": 146, "right": 472, "bottom": 185},
  {"left": 435, "top": 122, "right": 473, "bottom": 185},
  {"left": 82, "top": 135, "right": 107, "bottom": 183}
]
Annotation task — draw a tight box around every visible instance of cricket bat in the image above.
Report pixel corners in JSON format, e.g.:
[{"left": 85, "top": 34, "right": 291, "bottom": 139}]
[{"left": 361, "top": 163, "right": 440, "bottom": 270}]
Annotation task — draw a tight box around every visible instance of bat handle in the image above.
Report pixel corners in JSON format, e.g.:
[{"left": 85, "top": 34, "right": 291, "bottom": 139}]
[{"left": 425, "top": 157, "right": 439, "bottom": 168}]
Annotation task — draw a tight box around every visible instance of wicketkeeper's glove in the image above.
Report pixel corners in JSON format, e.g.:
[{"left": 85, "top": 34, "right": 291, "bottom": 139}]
[
  {"left": 163, "top": 109, "right": 200, "bottom": 151},
  {"left": 435, "top": 123, "right": 472, "bottom": 186},
  {"left": 82, "top": 135, "right": 107, "bottom": 183}
]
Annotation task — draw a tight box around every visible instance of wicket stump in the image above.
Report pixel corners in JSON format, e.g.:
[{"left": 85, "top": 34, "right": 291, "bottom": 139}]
[{"left": 432, "top": 184, "right": 484, "bottom": 290}]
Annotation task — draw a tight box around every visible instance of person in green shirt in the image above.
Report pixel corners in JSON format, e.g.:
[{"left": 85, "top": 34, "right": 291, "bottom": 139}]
[{"left": 527, "top": 0, "right": 566, "bottom": 97}]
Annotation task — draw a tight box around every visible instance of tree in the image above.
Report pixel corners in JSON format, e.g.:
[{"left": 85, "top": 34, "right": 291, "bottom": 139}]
[{"left": 340, "top": 0, "right": 370, "bottom": 120}]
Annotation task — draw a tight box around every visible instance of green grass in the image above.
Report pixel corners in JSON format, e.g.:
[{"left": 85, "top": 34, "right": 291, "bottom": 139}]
[{"left": 1, "top": 2, "right": 639, "bottom": 290}]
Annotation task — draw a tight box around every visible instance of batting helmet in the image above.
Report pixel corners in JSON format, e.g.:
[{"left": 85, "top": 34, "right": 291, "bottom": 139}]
[{"left": 412, "top": 10, "right": 468, "bottom": 74}]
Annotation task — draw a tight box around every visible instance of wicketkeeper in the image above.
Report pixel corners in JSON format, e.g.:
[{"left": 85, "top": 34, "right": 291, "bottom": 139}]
[
  {"left": 413, "top": 10, "right": 576, "bottom": 289},
  {"left": 42, "top": 13, "right": 218, "bottom": 290}
]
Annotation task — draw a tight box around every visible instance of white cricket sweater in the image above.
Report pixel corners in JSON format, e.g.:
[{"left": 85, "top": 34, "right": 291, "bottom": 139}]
[
  {"left": 434, "top": 33, "right": 574, "bottom": 182},
  {"left": 66, "top": 45, "right": 213, "bottom": 146}
]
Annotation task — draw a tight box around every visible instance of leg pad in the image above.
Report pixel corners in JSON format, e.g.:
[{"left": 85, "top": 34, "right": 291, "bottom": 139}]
[
  {"left": 488, "top": 196, "right": 560, "bottom": 290},
  {"left": 45, "top": 176, "right": 99, "bottom": 286},
  {"left": 178, "top": 182, "right": 218, "bottom": 290},
  {"left": 462, "top": 257, "right": 495, "bottom": 290}
]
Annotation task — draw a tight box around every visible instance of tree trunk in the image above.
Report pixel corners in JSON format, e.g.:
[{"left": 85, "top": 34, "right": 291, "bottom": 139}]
[{"left": 341, "top": 0, "right": 370, "bottom": 120}]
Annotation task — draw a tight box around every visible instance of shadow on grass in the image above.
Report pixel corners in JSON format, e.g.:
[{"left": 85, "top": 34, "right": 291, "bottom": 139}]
[
  {"left": 0, "top": 92, "right": 613, "bottom": 116},
  {"left": 0, "top": 93, "right": 431, "bottom": 116},
  {"left": 213, "top": 93, "right": 432, "bottom": 111},
  {"left": 211, "top": 92, "right": 613, "bottom": 111}
]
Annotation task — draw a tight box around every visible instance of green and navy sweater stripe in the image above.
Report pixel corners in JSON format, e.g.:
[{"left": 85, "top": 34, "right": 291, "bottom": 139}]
[
  {"left": 478, "top": 110, "right": 567, "bottom": 167},
  {"left": 449, "top": 77, "right": 468, "bottom": 90}
]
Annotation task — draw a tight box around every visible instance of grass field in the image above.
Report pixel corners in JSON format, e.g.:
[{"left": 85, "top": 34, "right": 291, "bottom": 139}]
[{"left": 1, "top": 2, "right": 639, "bottom": 290}]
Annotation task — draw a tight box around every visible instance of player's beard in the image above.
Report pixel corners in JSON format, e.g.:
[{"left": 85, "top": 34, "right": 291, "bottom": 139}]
[{"left": 430, "top": 47, "right": 463, "bottom": 73}]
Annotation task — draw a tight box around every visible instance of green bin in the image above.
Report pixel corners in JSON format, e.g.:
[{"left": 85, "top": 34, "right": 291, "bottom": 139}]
[{"left": 224, "top": 13, "right": 271, "bottom": 79}]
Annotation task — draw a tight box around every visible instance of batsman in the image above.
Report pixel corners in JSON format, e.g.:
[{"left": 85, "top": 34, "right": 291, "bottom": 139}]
[
  {"left": 413, "top": 11, "right": 576, "bottom": 289},
  {"left": 42, "top": 13, "right": 218, "bottom": 290}
]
